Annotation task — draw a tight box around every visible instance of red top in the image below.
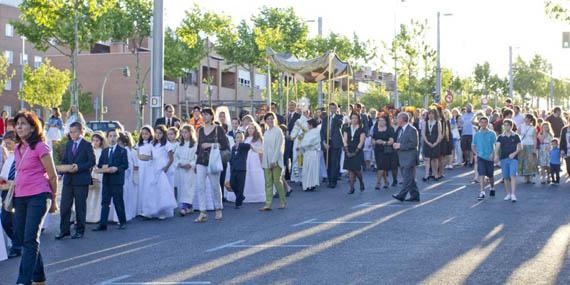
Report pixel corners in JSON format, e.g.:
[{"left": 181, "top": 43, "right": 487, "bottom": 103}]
[{"left": 0, "top": 118, "right": 5, "bottom": 136}]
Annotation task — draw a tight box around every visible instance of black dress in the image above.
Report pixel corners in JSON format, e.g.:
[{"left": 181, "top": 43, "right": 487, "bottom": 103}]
[
  {"left": 372, "top": 126, "right": 399, "bottom": 171},
  {"left": 423, "top": 120, "right": 442, "bottom": 159},
  {"left": 343, "top": 125, "right": 365, "bottom": 171},
  {"left": 440, "top": 119, "right": 453, "bottom": 156}
]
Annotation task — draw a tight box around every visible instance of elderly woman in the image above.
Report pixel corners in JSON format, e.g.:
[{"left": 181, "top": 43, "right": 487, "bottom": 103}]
[{"left": 518, "top": 114, "right": 538, "bottom": 184}]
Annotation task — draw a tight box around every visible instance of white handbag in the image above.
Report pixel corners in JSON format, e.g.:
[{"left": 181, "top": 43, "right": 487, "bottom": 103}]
[{"left": 208, "top": 145, "right": 223, "bottom": 174}]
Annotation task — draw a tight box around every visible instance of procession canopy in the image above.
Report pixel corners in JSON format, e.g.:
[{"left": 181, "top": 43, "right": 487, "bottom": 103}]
[{"left": 266, "top": 48, "right": 352, "bottom": 83}]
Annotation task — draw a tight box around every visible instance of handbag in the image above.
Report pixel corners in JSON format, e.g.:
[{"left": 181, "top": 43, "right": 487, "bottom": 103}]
[
  {"left": 215, "top": 126, "right": 231, "bottom": 164},
  {"left": 208, "top": 145, "right": 224, "bottom": 174},
  {"left": 3, "top": 147, "right": 29, "bottom": 212},
  {"left": 3, "top": 182, "right": 15, "bottom": 212}
]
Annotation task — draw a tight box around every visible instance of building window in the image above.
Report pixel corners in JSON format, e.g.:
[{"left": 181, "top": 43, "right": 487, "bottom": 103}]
[
  {"left": 5, "top": 24, "right": 14, "bottom": 37},
  {"left": 20, "top": 53, "right": 28, "bottom": 65},
  {"left": 34, "top": 56, "right": 42, "bottom": 68},
  {"left": 4, "top": 79, "right": 12, "bottom": 91},
  {"left": 4, "top": 50, "right": 13, "bottom": 64}
]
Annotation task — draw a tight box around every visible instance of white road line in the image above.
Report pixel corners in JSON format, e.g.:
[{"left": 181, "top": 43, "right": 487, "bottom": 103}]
[
  {"left": 205, "top": 240, "right": 245, "bottom": 252},
  {"left": 308, "top": 221, "right": 372, "bottom": 224},
  {"left": 291, "top": 218, "right": 317, "bottom": 227},
  {"left": 351, "top": 202, "right": 372, "bottom": 209},
  {"left": 441, "top": 217, "right": 455, "bottom": 224},
  {"left": 96, "top": 275, "right": 211, "bottom": 285},
  {"left": 96, "top": 275, "right": 131, "bottom": 285},
  {"left": 230, "top": 244, "right": 311, "bottom": 249}
]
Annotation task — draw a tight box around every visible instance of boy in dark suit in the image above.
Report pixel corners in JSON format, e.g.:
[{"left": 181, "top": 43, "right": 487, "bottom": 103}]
[
  {"left": 93, "top": 129, "right": 129, "bottom": 231},
  {"left": 56, "top": 122, "right": 96, "bottom": 240},
  {"left": 229, "top": 132, "right": 250, "bottom": 209}
]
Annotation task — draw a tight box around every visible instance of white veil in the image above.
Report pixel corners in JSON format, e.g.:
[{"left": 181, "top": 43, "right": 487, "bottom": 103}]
[{"left": 216, "top": 106, "right": 231, "bottom": 130}]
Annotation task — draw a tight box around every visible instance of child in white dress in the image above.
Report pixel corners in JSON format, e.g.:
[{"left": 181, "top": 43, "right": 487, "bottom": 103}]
[
  {"left": 174, "top": 125, "right": 197, "bottom": 216},
  {"left": 166, "top": 127, "right": 179, "bottom": 190},
  {"left": 86, "top": 132, "right": 106, "bottom": 223},
  {"left": 147, "top": 125, "right": 177, "bottom": 219}
]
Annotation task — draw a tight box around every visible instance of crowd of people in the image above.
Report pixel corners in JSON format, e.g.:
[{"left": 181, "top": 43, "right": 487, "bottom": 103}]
[{"left": 0, "top": 98, "right": 569, "bottom": 284}]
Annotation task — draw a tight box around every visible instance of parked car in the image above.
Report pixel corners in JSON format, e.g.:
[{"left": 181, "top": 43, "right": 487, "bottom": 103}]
[{"left": 86, "top": 120, "right": 125, "bottom": 133}]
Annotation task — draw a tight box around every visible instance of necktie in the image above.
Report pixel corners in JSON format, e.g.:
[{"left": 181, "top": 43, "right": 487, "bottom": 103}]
[
  {"left": 8, "top": 160, "right": 16, "bottom": 180},
  {"left": 167, "top": 118, "right": 171, "bottom": 127},
  {"left": 109, "top": 147, "right": 114, "bottom": 163},
  {"left": 72, "top": 141, "right": 78, "bottom": 155}
]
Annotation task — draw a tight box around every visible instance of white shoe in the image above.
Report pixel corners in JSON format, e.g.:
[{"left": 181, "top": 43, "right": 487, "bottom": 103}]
[
  {"left": 504, "top": 194, "right": 511, "bottom": 201},
  {"left": 511, "top": 194, "right": 517, "bottom": 202}
]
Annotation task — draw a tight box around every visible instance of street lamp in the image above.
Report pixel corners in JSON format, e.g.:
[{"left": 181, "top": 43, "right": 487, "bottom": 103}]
[
  {"left": 306, "top": 17, "right": 324, "bottom": 107},
  {"left": 435, "top": 11, "right": 453, "bottom": 103},
  {"left": 99, "top": 66, "right": 130, "bottom": 121}
]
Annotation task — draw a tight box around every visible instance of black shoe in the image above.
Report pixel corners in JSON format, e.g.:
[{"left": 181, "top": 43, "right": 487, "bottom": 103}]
[
  {"left": 383, "top": 186, "right": 389, "bottom": 190},
  {"left": 422, "top": 177, "right": 429, "bottom": 182},
  {"left": 328, "top": 183, "right": 336, "bottom": 189},
  {"left": 405, "top": 197, "right": 420, "bottom": 202},
  {"left": 92, "top": 225, "right": 107, "bottom": 232},
  {"left": 490, "top": 190, "right": 496, "bottom": 197},
  {"left": 7, "top": 249, "right": 21, "bottom": 259},
  {"left": 273, "top": 193, "right": 279, "bottom": 198},
  {"left": 55, "top": 232, "right": 71, "bottom": 240},
  {"left": 286, "top": 190, "right": 292, "bottom": 197},
  {"left": 391, "top": 181, "right": 398, "bottom": 187},
  {"left": 348, "top": 188, "right": 355, "bottom": 194},
  {"left": 360, "top": 185, "right": 365, "bottom": 192},
  {"left": 118, "top": 224, "right": 127, "bottom": 230},
  {"left": 392, "top": 194, "right": 404, "bottom": 202},
  {"left": 222, "top": 197, "right": 229, "bottom": 203},
  {"left": 71, "top": 232, "right": 84, "bottom": 239}
]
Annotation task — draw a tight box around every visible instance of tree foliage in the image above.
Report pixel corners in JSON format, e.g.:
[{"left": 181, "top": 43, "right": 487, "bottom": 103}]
[
  {"left": 14, "top": 0, "right": 117, "bottom": 107},
  {"left": 305, "top": 32, "right": 376, "bottom": 67},
  {"left": 19, "top": 59, "right": 71, "bottom": 109},
  {"left": 0, "top": 55, "right": 13, "bottom": 95},
  {"left": 61, "top": 88, "right": 95, "bottom": 115}
]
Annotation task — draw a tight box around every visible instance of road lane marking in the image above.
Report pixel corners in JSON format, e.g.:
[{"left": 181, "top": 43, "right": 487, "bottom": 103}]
[
  {"left": 96, "top": 275, "right": 131, "bottom": 285},
  {"left": 97, "top": 275, "right": 211, "bottom": 285},
  {"left": 47, "top": 236, "right": 159, "bottom": 267},
  {"left": 291, "top": 218, "right": 316, "bottom": 227},
  {"left": 351, "top": 202, "right": 372, "bottom": 209},
  {"left": 205, "top": 240, "right": 245, "bottom": 252}
]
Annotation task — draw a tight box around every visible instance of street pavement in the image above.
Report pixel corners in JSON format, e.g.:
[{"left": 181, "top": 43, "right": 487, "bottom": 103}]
[{"left": 1, "top": 166, "right": 570, "bottom": 285}]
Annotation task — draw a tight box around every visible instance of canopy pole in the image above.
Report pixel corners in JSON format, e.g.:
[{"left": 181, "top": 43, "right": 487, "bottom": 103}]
[
  {"left": 267, "top": 57, "right": 271, "bottom": 106},
  {"left": 347, "top": 71, "right": 350, "bottom": 115},
  {"left": 294, "top": 77, "right": 298, "bottom": 102},
  {"left": 326, "top": 53, "right": 334, "bottom": 168},
  {"left": 285, "top": 74, "right": 290, "bottom": 127}
]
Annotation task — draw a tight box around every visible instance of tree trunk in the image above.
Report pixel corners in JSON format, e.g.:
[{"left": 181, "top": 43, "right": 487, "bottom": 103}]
[{"left": 71, "top": 7, "right": 79, "bottom": 109}]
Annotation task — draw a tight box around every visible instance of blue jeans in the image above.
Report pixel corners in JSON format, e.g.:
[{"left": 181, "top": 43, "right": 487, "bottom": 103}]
[
  {"left": 14, "top": 192, "right": 51, "bottom": 285},
  {"left": 500, "top": 159, "right": 518, "bottom": 180}
]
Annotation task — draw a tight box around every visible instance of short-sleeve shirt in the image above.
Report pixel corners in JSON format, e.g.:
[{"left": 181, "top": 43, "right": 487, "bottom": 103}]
[
  {"left": 497, "top": 133, "right": 521, "bottom": 160},
  {"left": 461, "top": 112, "right": 475, "bottom": 136},
  {"left": 472, "top": 129, "right": 497, "bottom": 160},
  {"left": 14, "top": 141, "right": 52, "bottom": 197}
]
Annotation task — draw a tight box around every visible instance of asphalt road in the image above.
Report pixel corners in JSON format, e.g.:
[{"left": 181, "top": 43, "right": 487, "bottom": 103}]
[{"left": 1, "top": 166, "right": 569, "bottom": 285}]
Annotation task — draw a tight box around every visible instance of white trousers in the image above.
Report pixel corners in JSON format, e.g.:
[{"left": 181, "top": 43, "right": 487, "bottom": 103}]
[{"left": 195, "top": 164, "right": 223, "bottom": 212}]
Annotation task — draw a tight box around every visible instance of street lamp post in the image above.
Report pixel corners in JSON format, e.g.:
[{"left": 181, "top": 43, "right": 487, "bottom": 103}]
[
  {"left": 151, "top": 0, "right": 164, "bottom": 125},
  {"left": 306, "top": 17, "right": 323, "bottom": 107},
  {"left": 436, "top": 12, "right": 452, "bottom": 104},
  {"left": 99, "top": 66, "right": 130, "bottom": 121}
]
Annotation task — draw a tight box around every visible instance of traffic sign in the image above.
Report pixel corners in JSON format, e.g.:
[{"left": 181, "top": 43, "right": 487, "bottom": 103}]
[{"left": 150, "top": 97, "right": 161, "bottom": 108}]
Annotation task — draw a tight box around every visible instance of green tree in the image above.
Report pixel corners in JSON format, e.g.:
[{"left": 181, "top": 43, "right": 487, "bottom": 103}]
[
  {"left": 176, "top": 4, "right": 233, "bottom": 106},
  {"left": 19, "top": 59, "right": 71, "bottom": 110},
  {"left": 61, "top": 88, "right": 95, "bottom": 116},
  {"left": 14, "top": 0, "right": 117, "bottom": 109},
  {"left": 0, "top": 55, "right": 13, "bottom": 95},
  {"left": 104, "top": 0, "right": 152, "bottom": 130},
  {"left": 359, "top": 85, "right": 391, "bottom": 110},
  {"left": 217, "top": 20, "right": 260, "bottom": 110},
  {"left": 251, "top": 6, "right": 308, "bottom": 57},
  {"left": 304, "top": 32, "right": 376, "bottom": 67},
  {"left": 513, "top": 54, "right": 551, "bottom": 107}
]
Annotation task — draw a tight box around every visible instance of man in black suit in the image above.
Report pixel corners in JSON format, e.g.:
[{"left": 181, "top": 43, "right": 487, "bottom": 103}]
[
  {"left": 93, "top": 129, "right": 129, "bottom": 231},
  {"left": 56, "top": 122, "right": 96, "bottom": 240},
  {"left": 271, "top": 102, "right": 286, "bottom": 125},
  {"left": 229, "top": 132, "right": 250, "bottom": 209},
  {"left": 154, "top": 104, "right": 181, "bottom": 128},
  {"left": 284, "top": 101, "right": 301, "bottom": 181},
  {"left": 321, "top": 102, "right": 344, "bottom": 188}
]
